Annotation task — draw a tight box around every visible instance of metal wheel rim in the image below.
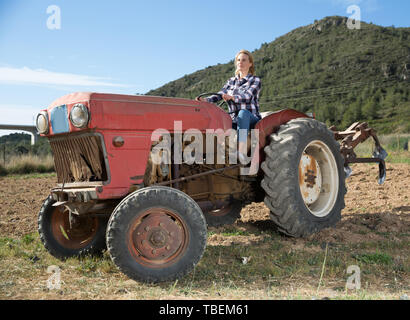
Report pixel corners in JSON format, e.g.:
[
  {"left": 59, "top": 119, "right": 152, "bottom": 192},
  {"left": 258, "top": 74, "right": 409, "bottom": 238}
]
[
  {"left": 127, "top": 207, "right": 189, "bottom": 268},
  {"left": 299, "top": 140, "right": 339, "bottom": 218},
  {"left": 50, "top": 207, "right": 99, "bottom": 249}
]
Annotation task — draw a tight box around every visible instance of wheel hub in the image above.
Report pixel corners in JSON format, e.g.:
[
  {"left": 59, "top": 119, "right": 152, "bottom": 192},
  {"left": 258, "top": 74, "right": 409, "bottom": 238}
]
[
  {"left": 150, "top": 229, "right": 167, "bottom": 247},
  {"left": 299, "top": 153, "right": 322, "bottom": 205},
  {"left": 298, "top": 140, "right": 339, "bottom": 218},
  {"left": 131, "top": 210, "right": 184, "bottom": 262},
  {"left": 51, "top": 207, "right": 98, "bottom": 249}
]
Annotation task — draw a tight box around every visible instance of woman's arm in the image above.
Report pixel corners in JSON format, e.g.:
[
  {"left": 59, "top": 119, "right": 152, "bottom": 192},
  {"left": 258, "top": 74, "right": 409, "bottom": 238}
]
[
  {"left": 206, "top": 78, "right": 232, "bottom": 103},
  {"left": 232, "top": 77, "right": 261, "bottom": 104}
]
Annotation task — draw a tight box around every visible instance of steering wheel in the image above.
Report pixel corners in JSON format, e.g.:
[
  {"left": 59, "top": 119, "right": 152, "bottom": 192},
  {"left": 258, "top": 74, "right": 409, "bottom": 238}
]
[{"left": 195, "top": 92, "right": 232, "bottom": 113}]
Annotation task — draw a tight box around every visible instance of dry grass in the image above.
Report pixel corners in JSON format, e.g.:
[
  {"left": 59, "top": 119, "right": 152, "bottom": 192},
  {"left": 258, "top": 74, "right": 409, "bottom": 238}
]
[
  {"left": 3, "top": 154, "right": 54, "bottom": 175},
  {"left": 0, "top": 231, "right": 408, "bottom": 300}
]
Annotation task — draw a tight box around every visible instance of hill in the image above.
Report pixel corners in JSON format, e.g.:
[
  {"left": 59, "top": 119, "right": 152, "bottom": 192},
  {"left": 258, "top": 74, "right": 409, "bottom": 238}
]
[{"left": 146, "top": 16, "right": 410, "bottom": 134}]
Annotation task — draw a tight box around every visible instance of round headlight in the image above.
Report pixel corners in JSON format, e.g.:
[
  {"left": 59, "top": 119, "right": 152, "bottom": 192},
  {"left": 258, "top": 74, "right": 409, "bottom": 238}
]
[
  {"left": 36, "top": 111, "right": 49, "bottom": 134},
  {"left": 70, "top": 103, "right": 89, "bottom": 128}
]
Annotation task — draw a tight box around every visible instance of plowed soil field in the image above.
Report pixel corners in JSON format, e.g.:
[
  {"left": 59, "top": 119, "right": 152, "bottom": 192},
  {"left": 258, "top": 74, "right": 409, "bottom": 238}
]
[
  {"left": 1, "top": 164, "right": 409, "bottom": 243},
  {"left": 0, "top": 163, "right": 410, "bottom": 299}
]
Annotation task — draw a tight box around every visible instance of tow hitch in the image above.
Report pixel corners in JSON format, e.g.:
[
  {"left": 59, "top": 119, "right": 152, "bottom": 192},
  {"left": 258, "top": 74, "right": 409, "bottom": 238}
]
[{"left": 330, "top": 122, "right": 388, "bottom": 185}]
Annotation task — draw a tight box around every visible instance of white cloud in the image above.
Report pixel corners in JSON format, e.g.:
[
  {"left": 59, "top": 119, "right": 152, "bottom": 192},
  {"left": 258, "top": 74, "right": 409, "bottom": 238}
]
[{"left": 0, "top": 66, "right": 131, "bottom": 88}]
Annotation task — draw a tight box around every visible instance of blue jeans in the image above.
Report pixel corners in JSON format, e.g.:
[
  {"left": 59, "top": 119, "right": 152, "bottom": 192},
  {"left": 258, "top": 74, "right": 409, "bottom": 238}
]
[{"left": 235, "top": 109, "right": 260, "bottom": 142}]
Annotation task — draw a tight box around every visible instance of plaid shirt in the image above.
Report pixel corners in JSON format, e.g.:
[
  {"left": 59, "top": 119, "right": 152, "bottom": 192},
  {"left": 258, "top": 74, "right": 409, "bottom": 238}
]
[{"left": 206, "top": 74, "right": 261, "bottom": 123}]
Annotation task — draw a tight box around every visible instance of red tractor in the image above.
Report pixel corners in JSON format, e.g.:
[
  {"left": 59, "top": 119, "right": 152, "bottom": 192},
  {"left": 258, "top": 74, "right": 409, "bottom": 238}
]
[{"left": 36, "top": 91, "right": 387, "bottom": 282}]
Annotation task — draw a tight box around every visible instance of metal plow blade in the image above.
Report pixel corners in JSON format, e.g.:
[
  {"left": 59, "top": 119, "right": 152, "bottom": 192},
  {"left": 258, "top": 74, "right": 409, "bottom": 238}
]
[{"left": 330, "top": 122, "right": 388, "bottom": 185}]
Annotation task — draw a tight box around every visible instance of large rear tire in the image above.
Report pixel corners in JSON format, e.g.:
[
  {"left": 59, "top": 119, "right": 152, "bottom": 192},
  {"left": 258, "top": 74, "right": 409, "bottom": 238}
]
[
  {"left": 106, "top": 186, "right": 207, "bottom": 283},
  {"left": 261, "top": 118, "right": 346, "bottom": 237}
]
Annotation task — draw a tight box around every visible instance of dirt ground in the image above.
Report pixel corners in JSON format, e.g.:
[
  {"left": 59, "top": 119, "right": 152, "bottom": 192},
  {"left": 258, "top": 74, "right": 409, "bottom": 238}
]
[
  {"left": 240, "top": 163, "right": 410, "bottom": 246},
  {"left": 1, "top": 163, "right": 409, "bottom": 243},
  {"left": 0, "top": 163, "right": 409, "bottom": 300}
]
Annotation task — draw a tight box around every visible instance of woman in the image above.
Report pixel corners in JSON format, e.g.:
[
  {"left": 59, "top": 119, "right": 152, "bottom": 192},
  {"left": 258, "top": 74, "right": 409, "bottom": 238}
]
[{"left": 197, "top": 49, "right": 261, "bottom": 161}]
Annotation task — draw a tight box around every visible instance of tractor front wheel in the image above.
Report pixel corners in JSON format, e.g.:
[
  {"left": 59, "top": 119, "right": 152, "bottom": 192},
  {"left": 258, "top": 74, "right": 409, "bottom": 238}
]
[
  {"left": 261, "top": 118, "right": 346, "bottom": 237},
  {"left": 38, "top": 196, "right": 108, "bottom": 259},
  {"left": 106, "top": 186, "right": 207, "bottom": 283}
]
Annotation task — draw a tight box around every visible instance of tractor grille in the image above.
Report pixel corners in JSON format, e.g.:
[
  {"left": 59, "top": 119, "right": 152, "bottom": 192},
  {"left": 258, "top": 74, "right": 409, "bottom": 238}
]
[{"left": 49, "top": 134, "right": 108, "bottom": 183}]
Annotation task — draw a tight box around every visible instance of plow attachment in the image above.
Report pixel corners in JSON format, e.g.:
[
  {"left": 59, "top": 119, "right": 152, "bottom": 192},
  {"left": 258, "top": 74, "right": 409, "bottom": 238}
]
[{"left": 330, "top": 122, "right": 388, "bottom": 185}]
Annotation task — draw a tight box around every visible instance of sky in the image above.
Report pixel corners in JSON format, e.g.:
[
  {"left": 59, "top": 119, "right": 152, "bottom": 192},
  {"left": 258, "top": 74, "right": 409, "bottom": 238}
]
[{"left": 0, "top": 0, "right": 409, "bottom": 136}]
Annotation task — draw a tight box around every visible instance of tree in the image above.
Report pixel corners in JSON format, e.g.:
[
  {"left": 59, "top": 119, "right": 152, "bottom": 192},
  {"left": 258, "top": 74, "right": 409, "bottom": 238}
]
[
  {"left": 342, "top": 100, "right": 362, "bottom": 128},
  {"left": 362, "top": 97, "right": 379, "bottom": 120}
]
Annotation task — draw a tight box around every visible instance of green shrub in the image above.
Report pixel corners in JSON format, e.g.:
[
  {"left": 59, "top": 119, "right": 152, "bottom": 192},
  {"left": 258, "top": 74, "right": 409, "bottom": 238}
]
[
  {"left": 353, "top": 252, "right": 393, "bottom": 265},
  {"left": 0, "top": 163, "right": 7, "bottom": 176}
]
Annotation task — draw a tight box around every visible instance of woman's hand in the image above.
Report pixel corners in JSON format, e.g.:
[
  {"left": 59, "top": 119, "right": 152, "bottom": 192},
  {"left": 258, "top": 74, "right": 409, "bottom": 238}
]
[
  {"left": 222, "top": 94, "right": 234, "bottom": 101},
  {"left": 196, "top": 94, "right": 233, "bottom": 102}
]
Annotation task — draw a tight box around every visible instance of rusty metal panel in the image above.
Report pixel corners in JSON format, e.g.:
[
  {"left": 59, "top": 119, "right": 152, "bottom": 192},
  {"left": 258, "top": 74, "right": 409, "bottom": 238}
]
[{"left": 50, "top": 134, "right": 107, "bottom": 183}]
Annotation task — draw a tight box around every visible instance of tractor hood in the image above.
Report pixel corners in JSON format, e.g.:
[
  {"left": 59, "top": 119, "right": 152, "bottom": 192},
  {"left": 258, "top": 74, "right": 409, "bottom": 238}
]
[{"left": 40, "top": 92, "right": 232, "bottom": 136}]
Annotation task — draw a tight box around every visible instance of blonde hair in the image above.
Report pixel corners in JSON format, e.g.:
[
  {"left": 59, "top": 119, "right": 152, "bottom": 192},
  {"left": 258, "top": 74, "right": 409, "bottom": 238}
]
[{"left": 235, "top": 49, "right": 255, "bottom": 76}]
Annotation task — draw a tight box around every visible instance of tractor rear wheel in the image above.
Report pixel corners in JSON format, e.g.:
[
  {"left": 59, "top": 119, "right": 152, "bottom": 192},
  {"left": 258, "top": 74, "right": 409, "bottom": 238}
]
[
  {"left": 38, "top": 196, "right": 108, "bottom": 259},
  {"left": 261, "top": 118, "right": 346, "bottom": 237},
  {"left": 106, "top": 186, "right": 207, "bottom": 283},
  {"left": 203, "top": 200, "right": 243, "bottom": 227}
]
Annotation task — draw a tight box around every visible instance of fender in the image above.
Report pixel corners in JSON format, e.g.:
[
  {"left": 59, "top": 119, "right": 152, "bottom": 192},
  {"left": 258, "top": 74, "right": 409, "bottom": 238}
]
[{"left": 255, "top": 108, "right": 310, "bottom": 152}]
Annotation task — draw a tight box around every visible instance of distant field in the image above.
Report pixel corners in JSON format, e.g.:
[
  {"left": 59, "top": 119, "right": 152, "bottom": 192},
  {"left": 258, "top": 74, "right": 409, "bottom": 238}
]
[{"left": 354, "top": 134, "right": 410, "bottom": 164}]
